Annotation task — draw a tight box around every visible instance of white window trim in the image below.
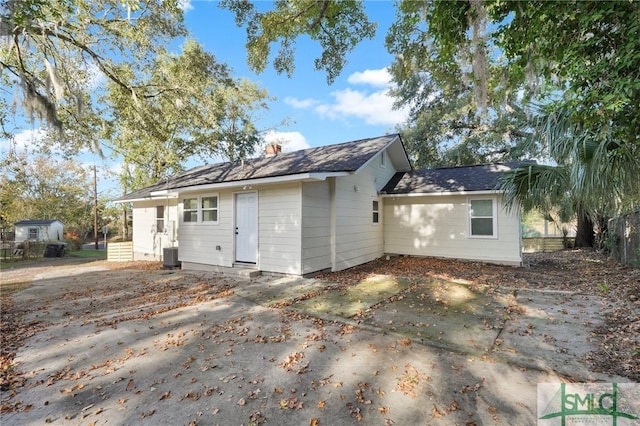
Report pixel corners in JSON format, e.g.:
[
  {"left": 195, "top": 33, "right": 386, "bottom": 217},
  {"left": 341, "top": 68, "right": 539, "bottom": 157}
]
[
  {"left": 181, "top": 194, "right": 220, "bottom": 225},
  {"left": 380, "top": 151, "right": 386, "bottom": 168},
  {"left": 155, "top": 205, "right": 165, "bottom": 233},
  {"left": 182, "top": 197, "right": 199, "bottom": 223},
  {"left": 372, "top": 199, "right": 381, "bottom": 225},
  {"left": 200, "top": 195, "right": 219, "bottom": 223},
  {"left": 468, "top": 197, "right": 498, "bottom": 239}
]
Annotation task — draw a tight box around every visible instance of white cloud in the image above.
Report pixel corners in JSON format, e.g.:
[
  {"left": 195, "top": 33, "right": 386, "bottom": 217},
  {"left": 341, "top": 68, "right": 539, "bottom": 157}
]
[
  {"left": 178, "top": 0, "right": 194, "bottom": 12},
  {"left": 284, "top": 97, "right": 318, "bottom": 109},
  {"left": 0, "top": 128, "right": 46, "bottom": 153},
  {"left": 263, "top": 130, "right": 310, "bottom": 152},
  {"left": 347, "top": 68, "right": 393, "bottom": 88},
  {"left": 85, "top": 61, "right": 106, "bottom": 89},
  {"left": 284, "top": 68, "right": 409, "bottom": 127},
  {"left": 315, "top": 88, "right": 409, "bottom": 126}
]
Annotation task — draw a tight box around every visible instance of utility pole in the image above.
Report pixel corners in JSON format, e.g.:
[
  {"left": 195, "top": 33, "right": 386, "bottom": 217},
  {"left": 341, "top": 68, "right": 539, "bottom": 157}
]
[{"left": 94, "top": 165, "right": 99, "bottom": 250}]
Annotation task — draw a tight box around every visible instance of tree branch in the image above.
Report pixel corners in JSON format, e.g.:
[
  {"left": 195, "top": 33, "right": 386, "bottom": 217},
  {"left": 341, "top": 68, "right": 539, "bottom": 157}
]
[{"left": 451, "top": 122, "right": 530, "bottom": 138}]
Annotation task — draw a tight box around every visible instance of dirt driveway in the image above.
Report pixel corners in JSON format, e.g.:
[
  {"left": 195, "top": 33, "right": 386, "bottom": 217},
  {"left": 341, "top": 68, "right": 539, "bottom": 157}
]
[{"left": 1, "top": 251, "right": 638, "bottom": 425}]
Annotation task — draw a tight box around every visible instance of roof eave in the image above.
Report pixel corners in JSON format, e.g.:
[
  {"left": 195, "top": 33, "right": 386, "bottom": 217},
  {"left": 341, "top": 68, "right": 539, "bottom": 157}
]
[
  {"left": 158, "top": 171, "right": 351, "bottom": 196},
  {"left": 380, "top": 189, "right": 504, "bottom": 197},
  {"left": 113, "top": 194, "right": 178, "bottom": 204}
]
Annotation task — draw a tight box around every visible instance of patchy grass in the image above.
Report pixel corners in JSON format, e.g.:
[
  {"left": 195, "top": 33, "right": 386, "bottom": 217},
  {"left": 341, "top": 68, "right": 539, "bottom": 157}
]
[
  {"left": 322, "top": 249, "right": 640, "bottom": 382},
  {"left": 68, "top": 250, "right": 107, "bottom": 259},
  {"left": 296, "top": 275, "right": 413, "bottom": 317},
  {"left": 0, "top": 259, "right": 41, "bottom": 271},
  {"left": 0, "top": 250, "right": 106, "bottom": 270},
  {"left": 0, "top": 281, "right": 32, "bottom": 296}
]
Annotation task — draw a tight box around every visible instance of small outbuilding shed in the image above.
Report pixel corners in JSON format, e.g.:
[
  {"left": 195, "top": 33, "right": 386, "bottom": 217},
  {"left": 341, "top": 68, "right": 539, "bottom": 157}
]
[{"left": 14, "top": 220, "right": 64, "bottom": 242}]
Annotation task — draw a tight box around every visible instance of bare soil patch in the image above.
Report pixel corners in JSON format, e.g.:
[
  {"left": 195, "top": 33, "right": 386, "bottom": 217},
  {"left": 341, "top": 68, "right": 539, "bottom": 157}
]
[
  {"left": 0, "top": 250, "right": 637, "bottom": 425},
  {"left": 1, "top": 261, "right": 234, "bottom": 409}
]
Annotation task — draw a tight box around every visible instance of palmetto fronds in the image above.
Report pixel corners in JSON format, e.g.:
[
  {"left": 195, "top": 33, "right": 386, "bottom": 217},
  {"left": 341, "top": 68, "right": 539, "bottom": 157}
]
[{"left": 500, "top": 106, "right": 640, "bottom": 236}]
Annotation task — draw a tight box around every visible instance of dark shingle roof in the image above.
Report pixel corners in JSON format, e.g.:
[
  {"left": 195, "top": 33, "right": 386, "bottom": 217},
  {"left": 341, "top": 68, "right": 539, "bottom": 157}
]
[
  {"left": 15, "top": 220, "right": 62, "bottom": 226},
  {"left": 381, "top": 162, "right": 525, "bottom": 194},
  {"left": 118, "top": 134, "right": 400, "bottom": 201}
]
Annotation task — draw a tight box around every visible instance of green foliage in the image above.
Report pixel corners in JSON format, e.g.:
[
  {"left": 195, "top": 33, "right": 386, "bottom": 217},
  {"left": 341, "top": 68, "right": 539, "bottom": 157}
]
[
  {"left": 499, "top": 105, "right": 640, "bottom": 247},
  {"left": 500, "top": 106, "right": 640, "bottom": 218},
  {"left": 64, "top": 237, "right": 83, "bottom": 252},
  {"left": 490, "top": 1, "right": 640, "bottom": 147},
  {"left": 602, "top": 231, "right": 620, "bottom": 258},
  {"left": 389, "top": 1, "right": 640, "bottom": 150},
  {"left": 104, "top": 39, "right": 271, "bottom": 189},
  {"left": 386, "top": 1, "right": 542, "bottom": 168},
  {"left": 1, "top": 0, "right": 186, "bottom": 140},
  {"left": 220, "top": 0, "right": 376, "bottom": 84},
  {"left": 598, "top": 281, "right": 609, "bottom": 294},
  {"left": 0, "top": 152, "right": 98, "bottom": 233}
]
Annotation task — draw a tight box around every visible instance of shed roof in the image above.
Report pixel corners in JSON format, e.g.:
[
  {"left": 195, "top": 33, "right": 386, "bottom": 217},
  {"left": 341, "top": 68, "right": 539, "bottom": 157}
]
[
  {"left": 118, "top": 134, "right": 406, "bottom": 201},
  {"left": 14, "top": 220, "right": 63, "bottom": 226},
  {"left": 381, "top": 162, "right": 527, "bottom": 195}
]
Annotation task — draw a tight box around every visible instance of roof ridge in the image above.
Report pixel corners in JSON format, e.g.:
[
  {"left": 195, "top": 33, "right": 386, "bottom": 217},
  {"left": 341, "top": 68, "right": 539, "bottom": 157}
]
[
  {"left": 416, "top": 161, "right": 532, "bottom": 172},
  {"left": 186, "top": 134, "right": 400, "bottom": 169}
]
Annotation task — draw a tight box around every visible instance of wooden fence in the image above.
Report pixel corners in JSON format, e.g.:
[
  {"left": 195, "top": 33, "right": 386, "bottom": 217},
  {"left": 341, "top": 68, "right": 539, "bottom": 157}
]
[
  {"left": 608, "top": 210, "right": 640, "bottom": 267},
  {"left": 107, "top": 241, "right": 134, "bottom": 262},
  {"left": 522, "top": 237, "right": 570, "bottom": 253}
]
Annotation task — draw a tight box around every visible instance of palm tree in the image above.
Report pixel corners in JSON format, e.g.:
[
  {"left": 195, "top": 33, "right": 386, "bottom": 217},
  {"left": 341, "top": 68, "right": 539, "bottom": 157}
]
[{"left": 499, "top": 107, "right": 640, "bottom": 248}]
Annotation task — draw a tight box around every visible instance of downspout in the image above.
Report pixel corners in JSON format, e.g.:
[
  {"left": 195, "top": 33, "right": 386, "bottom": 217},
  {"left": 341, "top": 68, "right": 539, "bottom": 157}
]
[{"left": 329, "top": 177, "right": 336, "bottom": 271}]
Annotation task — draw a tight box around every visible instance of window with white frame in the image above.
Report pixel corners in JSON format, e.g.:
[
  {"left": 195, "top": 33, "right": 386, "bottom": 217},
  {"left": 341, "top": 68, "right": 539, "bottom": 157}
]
[
  {"left": 372, "top": 199, "right": 380, "bottom": 224},
  {"left": 469, "top": 198, "right": 497, "bottom": 237},
  {"left": 28, "top": 228, "right": 39, "bottom": 240},
  {"left": 380, "top": 151, "right": 386, "bottom": 168},
  {"left": 156, "top": 206, "right": 165, "bottom": 233},
  {"left": 182, "top": 195, "right": 219, "bottom": 224},
  {"left": 201, "top": 196, "right": 218, "bottom": 222},
  {"left": 183, "top": 198, "right": 198, "bottom": 222}
]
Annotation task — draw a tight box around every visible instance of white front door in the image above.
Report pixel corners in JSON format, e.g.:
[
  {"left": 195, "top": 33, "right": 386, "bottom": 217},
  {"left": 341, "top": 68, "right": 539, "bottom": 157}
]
[{"left": 235, "top": 192, "right": 258, "bottom": 263}]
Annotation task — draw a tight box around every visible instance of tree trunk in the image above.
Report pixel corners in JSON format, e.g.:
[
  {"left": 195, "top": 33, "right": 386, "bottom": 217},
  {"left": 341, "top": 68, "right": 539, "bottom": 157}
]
[
  {"left": 122, "top": 205, "right": 129, "bottom": 240},
  {"left": 575, "top": 213, "right": 595, "bottom": 247}
]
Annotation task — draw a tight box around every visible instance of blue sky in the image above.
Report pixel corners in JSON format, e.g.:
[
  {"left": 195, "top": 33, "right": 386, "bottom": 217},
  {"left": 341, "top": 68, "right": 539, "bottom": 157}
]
[
  {"left": 3, "top": 1, "right": 408, "bottom": 196},
  {"left": 183, "top": 1, "right": 407, "bottom": 150}
]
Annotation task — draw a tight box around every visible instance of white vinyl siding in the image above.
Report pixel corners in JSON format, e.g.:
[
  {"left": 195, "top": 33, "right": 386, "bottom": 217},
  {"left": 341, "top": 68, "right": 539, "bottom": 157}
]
[
  {"left": 371, "top": 150, "right": 398, "bottom": 191},
  {"left": 301, "top": 181, "right": 331, "bottom": 274},
  {"left": 383, "top": 194, "right": 521, "bottom": 265},
  {"left": 178, "top": 190, "right": 233, "bottom": 267},
  {"left": 131, "top": 200, "right": 178, "bottom": 261},
  {"left": 332, "top": 157, "right": 397, "bottom": 271},
  {"left": 180, "top": 184, "right": 303, "bottom": 274},
  {"left": 258, "top": 183, "right": 302, "bottom": 274},
  {"left": 15, "top": 221, "right": 64, "bottom": 242}
]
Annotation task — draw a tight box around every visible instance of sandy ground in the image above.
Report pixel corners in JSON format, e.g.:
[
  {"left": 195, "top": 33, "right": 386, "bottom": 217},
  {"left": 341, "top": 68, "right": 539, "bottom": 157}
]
[{"left": 1, "top": 257, "right": 637, "bottom": 425}]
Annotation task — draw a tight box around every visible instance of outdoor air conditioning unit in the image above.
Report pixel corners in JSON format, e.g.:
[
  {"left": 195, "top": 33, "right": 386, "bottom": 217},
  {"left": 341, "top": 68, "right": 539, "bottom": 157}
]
[{"left": 163, "top": 247, "right": 180, "bottom": 269}]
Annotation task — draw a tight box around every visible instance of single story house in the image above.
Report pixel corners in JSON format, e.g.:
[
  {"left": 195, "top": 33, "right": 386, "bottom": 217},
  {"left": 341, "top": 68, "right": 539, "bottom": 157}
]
[
  {"left": 116, "top": 134, "right": 522, "bottom": 275},
  {"left": 14, "top": 219, "right": 64, "bottom": 242}
]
